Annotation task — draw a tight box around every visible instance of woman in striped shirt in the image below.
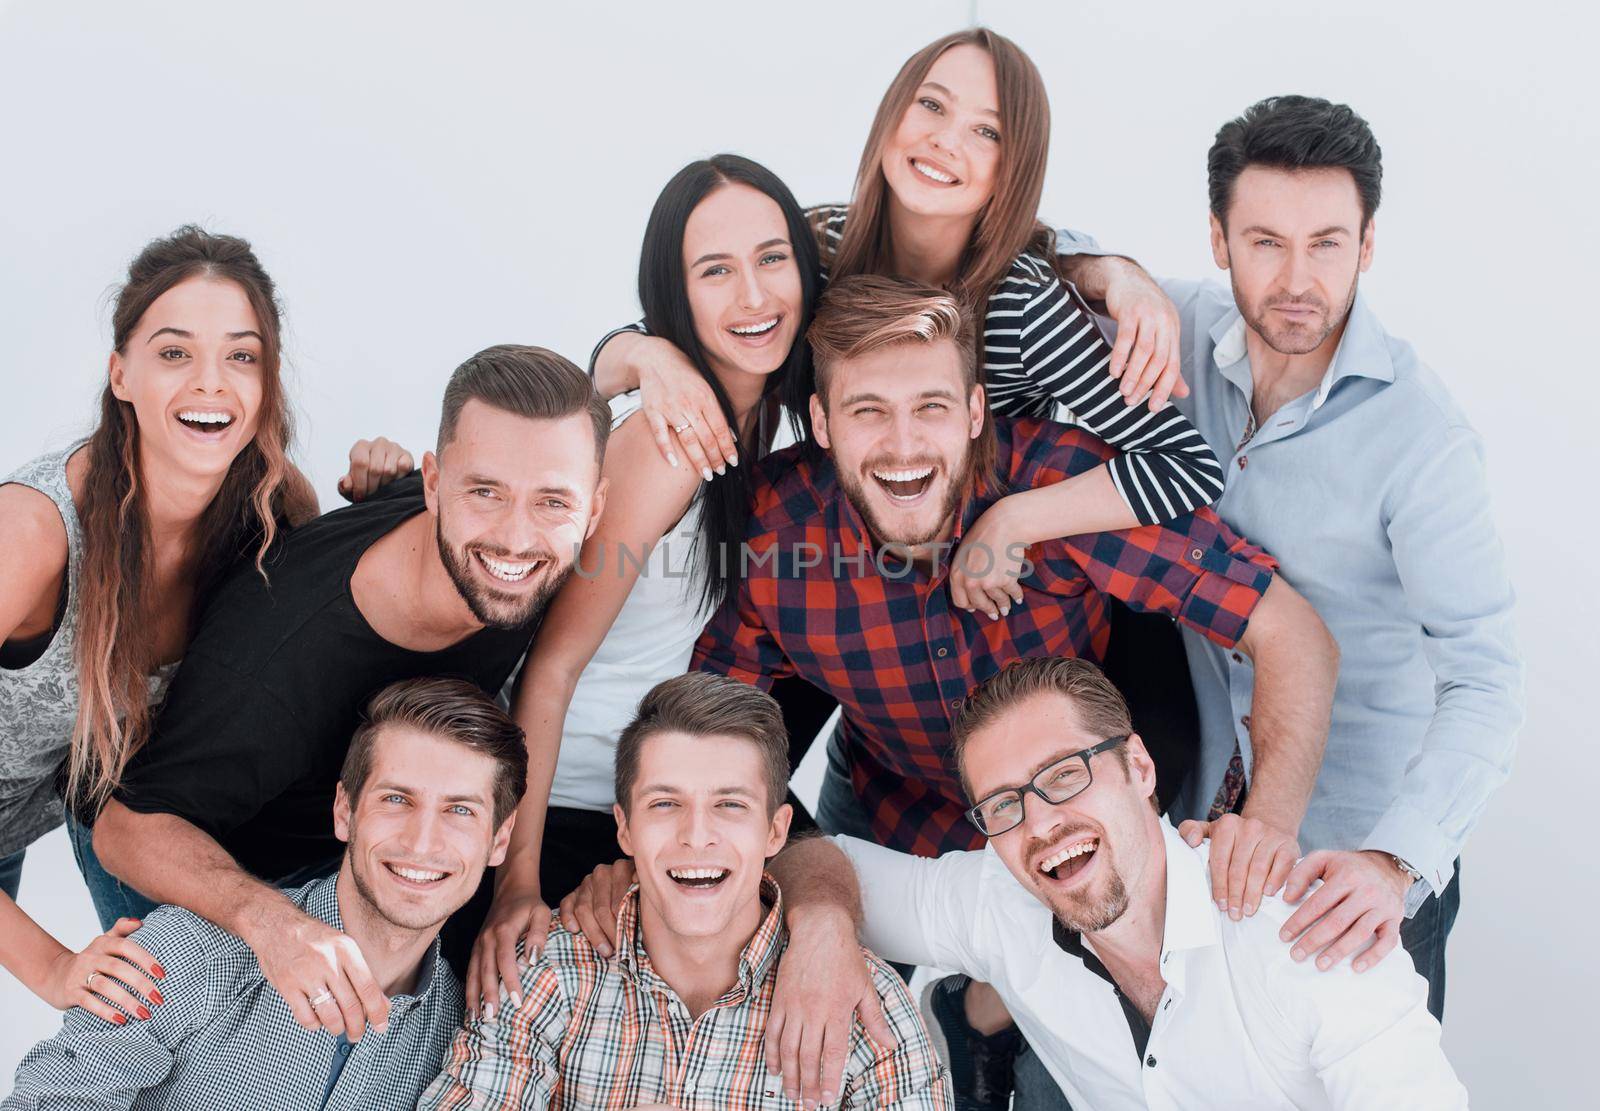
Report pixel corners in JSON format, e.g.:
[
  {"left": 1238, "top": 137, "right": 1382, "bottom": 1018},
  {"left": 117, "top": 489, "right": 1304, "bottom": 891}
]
[{"left": 593, "top": 27, "right": 1222, "bottom": 618}]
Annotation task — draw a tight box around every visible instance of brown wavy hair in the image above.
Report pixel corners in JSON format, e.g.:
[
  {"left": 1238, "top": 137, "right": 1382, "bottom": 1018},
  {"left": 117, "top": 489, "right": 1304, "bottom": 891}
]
[
  {"left": 69, "top": 226, "right": 316, "bottom": 811},
  {"left": 826, "top": 27, "right": 1062, "bottom": 316}
]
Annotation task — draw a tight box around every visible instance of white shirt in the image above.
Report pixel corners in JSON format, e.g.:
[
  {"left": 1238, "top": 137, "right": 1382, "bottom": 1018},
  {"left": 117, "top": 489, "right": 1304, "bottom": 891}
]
[{"left": 838, "top": 819, "right": 1467, "bottom": 1110}]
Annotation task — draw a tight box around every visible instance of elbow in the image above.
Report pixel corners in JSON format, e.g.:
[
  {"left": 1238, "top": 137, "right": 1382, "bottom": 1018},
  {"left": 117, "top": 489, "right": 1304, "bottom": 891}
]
[
  {"left": 1249, "top": 576, "right": 1340, "bottom": 681},
  {"left": 91, "top": 801, "right": 132, "bottom": 878}
]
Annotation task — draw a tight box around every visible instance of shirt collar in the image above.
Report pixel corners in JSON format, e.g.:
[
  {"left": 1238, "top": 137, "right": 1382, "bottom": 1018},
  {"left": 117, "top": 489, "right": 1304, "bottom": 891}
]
[
  {"left": 825, "top": 458, "right": 989, "bottom": 571},
  {"left": 1211, "top": 288, "right": 1395, "bottom": 410},
  {"left": 296, "top": 870, "right": 445, "bottom": 1010},
  {"left": 1051, "top": 819, "right": 1219, "bottom": 991},
  {"left": 615, "top": 872, "right": 788, "bottom": 1002}
]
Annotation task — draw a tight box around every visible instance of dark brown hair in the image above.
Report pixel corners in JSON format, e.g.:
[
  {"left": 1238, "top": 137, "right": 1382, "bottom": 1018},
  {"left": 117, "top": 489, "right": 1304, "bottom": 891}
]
[
  {"left": 342, "top": 676, "right": 528, "bottom": 827},
  {"left": 807, "top": 274, "right": 996, "bottom": 488},
  {"left": 437, "top": 344, "right": 611, "bottom": 466},
  {"left": 70, "top": 225, "right": 317, "bottom": 811},
  {"left": 827, "top": 28, "right": 1061, "bottom": 317},
  {"left": 614, "top": 673, "right": 789, "bottom": 816}
]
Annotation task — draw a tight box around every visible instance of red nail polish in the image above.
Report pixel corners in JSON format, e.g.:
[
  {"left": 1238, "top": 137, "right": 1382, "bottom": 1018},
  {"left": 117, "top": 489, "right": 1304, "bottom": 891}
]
[
  {"left": 137, "top": 1006, "right": 151, "bottom": 1021},
  {"left": 112, "top": 1013, "right": 127, "bottom": 1025},
  {"left": 150, "top": 989, "right": 164, "bottom": 1005},
  {"left": 152, "top": 964, "right": 166, "bottom": 979}
]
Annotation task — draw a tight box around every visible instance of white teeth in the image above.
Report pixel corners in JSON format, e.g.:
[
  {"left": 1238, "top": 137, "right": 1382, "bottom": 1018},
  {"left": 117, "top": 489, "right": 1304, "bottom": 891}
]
[
  {"left": 911, "top": 158, "right": 957, "bottom": 184},
  {"left": 392, "top": 865, "right": 447, "bottom": 883},
  {"left": 730, "top": 317, "right": 779, "bottom": 336},
  {"left": 872, "top": 467, "right": 934, "bottom": 483},
  {"left": 1039, "top": 839, "right": 1098, "bottom": 875},
  {"left": 177, "top": 410, "right": 234, "bottom": 425},
  {"left": 668, "top": 867, "right": 729, "bottom": 881},
  {"left": 478, "top": 554, "right": 537, "bottom": 582}
]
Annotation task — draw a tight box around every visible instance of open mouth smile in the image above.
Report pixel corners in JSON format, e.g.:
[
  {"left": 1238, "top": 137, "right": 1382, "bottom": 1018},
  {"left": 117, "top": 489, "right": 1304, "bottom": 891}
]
[
  {"left": 474, "top": 551, "right": 545, "bottom": 584},
  {"left": 384, "top": 862, "right": 452, "bottom": 889},
  {"left": 1036, "top": 836, "right": 1100, "bottom": 886},
  {"left": 668, "top": 866, "right": 730, "bottom": 891},
  {"left": 871, "top": 465, "right": 935, "bottom": 502},
  {"left": 910, "top": 157, "right": 960, "bottom": 186},
  {"left": 174, "top": 409, "right": 237, "bottom": 437}
]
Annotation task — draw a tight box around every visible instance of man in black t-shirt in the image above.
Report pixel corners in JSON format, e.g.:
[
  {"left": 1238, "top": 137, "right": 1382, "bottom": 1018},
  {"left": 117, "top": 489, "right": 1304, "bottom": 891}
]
[{"left": 92, "top": 344, "right": 611, "bottom": 1040}]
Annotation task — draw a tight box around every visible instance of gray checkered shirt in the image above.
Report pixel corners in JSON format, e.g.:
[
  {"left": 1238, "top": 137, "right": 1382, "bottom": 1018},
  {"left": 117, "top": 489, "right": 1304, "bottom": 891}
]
[{"left": 3, "top": 873, "right": 463, "bottom": 1110}]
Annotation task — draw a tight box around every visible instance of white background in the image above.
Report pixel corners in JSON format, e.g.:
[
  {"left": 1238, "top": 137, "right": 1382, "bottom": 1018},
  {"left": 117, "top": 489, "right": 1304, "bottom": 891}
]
[{"left": 1, "top": 1, "right": 1594, "bottom": 1105}]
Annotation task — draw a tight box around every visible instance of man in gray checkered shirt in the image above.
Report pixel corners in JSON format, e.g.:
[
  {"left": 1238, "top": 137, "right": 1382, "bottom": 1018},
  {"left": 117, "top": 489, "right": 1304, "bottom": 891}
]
[{"left": 4, "top": 677, "right": 526, "bottom": 1111}]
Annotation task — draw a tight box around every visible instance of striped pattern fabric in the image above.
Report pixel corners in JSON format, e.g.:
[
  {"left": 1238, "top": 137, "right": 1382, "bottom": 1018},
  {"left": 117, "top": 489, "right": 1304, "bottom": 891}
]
[
  {"left": 420, "top": 876, "right": 949, "bottom": 1110},
  {"left": 810, "top": 205, "right": 1225, "bottom": 524},
  {"left": 3, "top": 875, "right": 462, "bottom": 1111},
  {"left": 692, "top": 418, "right": 1276, "bottom": 858}
]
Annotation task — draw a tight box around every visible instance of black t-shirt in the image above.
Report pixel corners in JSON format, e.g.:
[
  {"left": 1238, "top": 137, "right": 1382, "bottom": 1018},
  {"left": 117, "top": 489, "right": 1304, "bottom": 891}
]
[{"left": 115, "top": 474, "right": 534, "bottom": 881}]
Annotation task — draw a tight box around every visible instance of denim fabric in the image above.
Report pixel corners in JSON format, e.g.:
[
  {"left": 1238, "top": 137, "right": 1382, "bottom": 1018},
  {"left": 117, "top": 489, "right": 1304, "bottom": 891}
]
[
  {"left": 0, "top": 845, "right": 24, "bottom": 901},
  {"left": 67, "top": 810, "right": 159, "bottom": 929},
  {"left": 1400, "top": 860, "right": 1461, "bottom": 1022}
]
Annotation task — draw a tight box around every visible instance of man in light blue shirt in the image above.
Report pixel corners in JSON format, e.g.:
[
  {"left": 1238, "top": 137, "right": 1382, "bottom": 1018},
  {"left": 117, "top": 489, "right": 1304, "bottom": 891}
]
[{"left": 1069, "top": 95, "right": 1522, "bottom": 1019}]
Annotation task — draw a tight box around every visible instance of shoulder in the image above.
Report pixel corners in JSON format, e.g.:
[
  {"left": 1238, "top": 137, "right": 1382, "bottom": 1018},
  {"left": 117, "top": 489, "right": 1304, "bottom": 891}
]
[
  {"left": 997, "top": 415, "right": 1115, "bottom": 481},
  {"left": 747, "top": 444, "right": 828, "bottom": 535},
  {"left": 510, "top": 913, "right": 607, "bottom": 1008},
  {"left": 602, "top": 403, "right": 702, "bottom": 509},
  {"left": 989, "top": 253, "right": 1060, "bottom": 308},
  {"left": 131, "top": 902, "right": 255, "bottom": 988},
  {"left": 0, "top": 478, "right": 69, "bottom": 569},
  {"left": 1377, "top": 336, "right": 1475, "bottom": 440}
]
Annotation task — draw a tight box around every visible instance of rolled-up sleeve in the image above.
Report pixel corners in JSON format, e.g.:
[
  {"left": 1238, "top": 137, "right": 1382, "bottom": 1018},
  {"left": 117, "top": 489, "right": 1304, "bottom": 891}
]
[{"left": 1362, "top": 423, "right": 1523, "bottom": 904}]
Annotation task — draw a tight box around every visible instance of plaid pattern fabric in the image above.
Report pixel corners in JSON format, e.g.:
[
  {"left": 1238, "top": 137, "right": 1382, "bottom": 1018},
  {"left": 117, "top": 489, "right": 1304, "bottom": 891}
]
[
  {"left": 692, "top": 417, "right": 1276, "bottom": 858},
  {"left": 3, "top": 874, "right": 462, "bottom": 1111},
  {"left": 420, "top": 876, "right": 949, "bottom": 1110}
]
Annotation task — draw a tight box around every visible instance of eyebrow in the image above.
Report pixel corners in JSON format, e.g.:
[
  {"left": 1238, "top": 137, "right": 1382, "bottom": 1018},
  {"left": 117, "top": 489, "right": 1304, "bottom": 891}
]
[
  {"left": 370, "top": 781, "right": 489, "bottom": 805},
  {"left": 637, "top": 783, "right": 762, "bottom": 799},
  {"left": 920, "top": 81, "right": 1000, "bottom": 119},
  {"left": 690, "top": 238, "right": 791, "bottom": 268},
  {"left": 1239, "top": 225, "right": 1352, "bottom": 240},
  {"left": 146, "top": 327, "right": 263, "bottom": 344},
  {"left": 839, "top": 387, "right": 961, "bottom": 407}
]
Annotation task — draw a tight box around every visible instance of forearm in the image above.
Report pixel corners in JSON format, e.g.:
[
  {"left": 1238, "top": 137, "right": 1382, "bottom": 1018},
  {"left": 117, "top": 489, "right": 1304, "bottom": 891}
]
[
  {"left": 769, "top": 834, "right": 864, "bottom": 930},
  {"left": 591, "top": 330, "right": 648, "bottom": 399},
  {"left": 0, "top": 892, "right": 70, "bottom": 1000},
  {"left": 993, "top": 469, "right": 1136, "bottom": 544},
  {"left": 1056, "top": 252, "right": 1141, "bottom": 301},
  {"left": 498, "top": 673, "right": 580, "bottom": 901},
  {"left": 1238, "top": 580, "right": 1339, "bottom": 834},
  {"left": 94, "top": 801, "right": 297, "bottom": 941}
]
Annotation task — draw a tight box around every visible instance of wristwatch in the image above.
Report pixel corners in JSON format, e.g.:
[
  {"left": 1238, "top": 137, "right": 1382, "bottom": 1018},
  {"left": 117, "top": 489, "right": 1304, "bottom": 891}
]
[{"left": 1387, "top": 854, "right": 1424, "bottom": 887}]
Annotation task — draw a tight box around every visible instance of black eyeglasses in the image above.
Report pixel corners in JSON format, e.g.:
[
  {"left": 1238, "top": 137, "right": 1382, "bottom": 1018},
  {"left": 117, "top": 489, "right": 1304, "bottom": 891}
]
[{"left": 965, "top": 736, "right": 1128, "bottom": 836}]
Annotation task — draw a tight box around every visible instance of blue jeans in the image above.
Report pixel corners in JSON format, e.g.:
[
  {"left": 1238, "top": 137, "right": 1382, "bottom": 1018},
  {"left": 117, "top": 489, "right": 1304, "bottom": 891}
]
[
  {"left": 67, "top": 810, "right": 159, "bottom": 928},
  {"left": 1, "top": 846, "right": 25, "bottom": 901},
  {"left": 1400, "top": 860, "right": 1461, "bottom": 1022}
]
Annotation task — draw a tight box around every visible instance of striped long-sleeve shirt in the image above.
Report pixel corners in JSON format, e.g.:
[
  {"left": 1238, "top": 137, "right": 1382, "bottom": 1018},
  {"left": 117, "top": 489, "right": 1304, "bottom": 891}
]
[
  {"left": 590, "top": 206, "right": 1223, "bottom": 526},
  {"left": 419, "top": 876, "right": 949, "bottom": 1110}
]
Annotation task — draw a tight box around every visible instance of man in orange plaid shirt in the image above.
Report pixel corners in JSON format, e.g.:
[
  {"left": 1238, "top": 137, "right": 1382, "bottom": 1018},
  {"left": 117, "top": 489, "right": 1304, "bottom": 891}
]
[{"left": 420, "top": 672, "right": 949, "bottom": 1110}]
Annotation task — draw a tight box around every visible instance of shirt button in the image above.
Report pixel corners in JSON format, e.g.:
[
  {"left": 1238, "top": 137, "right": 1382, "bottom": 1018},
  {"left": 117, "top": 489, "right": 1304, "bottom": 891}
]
[
  {"left": 1231, "top": 652, "right": 1243, "bottom": 664},
  {"left": 1241, "top": 714, "right": 1251, "bottom": 731},
  {"left": 1237, "top": 454, "right": 1248, "bottom": 469},
  {"left": 1146, "top": 1055, "right": 1158, "bottom": 1068},
  {"left": 1190, "top": 547, "right": 1204, "bottom": 561},
  {"left": 950, "top": 699, "right": 961, "bottom": 710},
  {"left": 937, "top": 647, "right": 948, "bottom": 658}
]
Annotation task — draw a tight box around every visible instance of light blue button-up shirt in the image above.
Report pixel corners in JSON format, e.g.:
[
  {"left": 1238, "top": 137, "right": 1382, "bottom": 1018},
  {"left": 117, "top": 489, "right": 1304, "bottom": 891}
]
[{"left": 1158, "top": 278, "right": 1523, "bottom": 911}]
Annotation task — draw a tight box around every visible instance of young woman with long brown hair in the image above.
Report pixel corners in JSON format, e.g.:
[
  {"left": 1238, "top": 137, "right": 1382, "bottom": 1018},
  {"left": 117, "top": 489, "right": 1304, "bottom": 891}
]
[
  {"left": 594, "top": 27, "right": 1222, "bottom": 621},
  {"left": 0, "top": 226, "right": 317, "bottom": 1025}
]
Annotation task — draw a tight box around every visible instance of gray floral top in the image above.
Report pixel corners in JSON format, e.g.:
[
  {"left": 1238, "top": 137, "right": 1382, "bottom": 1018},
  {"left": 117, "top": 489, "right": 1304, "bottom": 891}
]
[{"left": 0, "top": 446, "right": 173, "bottom": 856}]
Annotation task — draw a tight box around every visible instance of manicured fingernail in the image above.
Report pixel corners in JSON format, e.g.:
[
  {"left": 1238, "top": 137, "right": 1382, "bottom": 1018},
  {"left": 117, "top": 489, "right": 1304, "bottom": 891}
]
[
  {"left": 598, "top": 944, "right": 612, "bottom": 958},
  {"left": 701, "top": 467, "right": 713, "bottom": 482},
  {"left": 667, "top": 452, "right": 680, "bottom": 468},
  {"left": 1229, "top": 906, "right": 1241, "bottom": 921},
  {"left": 136, "top": 1005, "right": 151, "bottom": 1020},
  {"left": 152, "top": 963, "right": 166, "bottom": 979},
  {"left": 150, "top": 989, "right": 164, "bottom": 1005},
  {"left": 1317, "top": 956, "right": 1331, "bottom": 970},
  {"left": 112, "top": 1013, "right": 127, "bottom": 1025},
  {"left": 715, "top": 464, "right": 726, "bottom": 476},
  {"left": 823, "top": 1092, "right": 836, "bottom": 1105},
  {"left": 1292, "top": 948, "right": 1306, "bottom": 961},
  {"left": 484, "top": 1003, "right": 494, "bottom": 1020},
  {"left": 1279, "top": 928, "right": 1292, "bottom": 941},
  {"left": 1354, "top": 960, "right": 1367, "bottom": 972},
  {"left": 510, "top": 992, "right": 522, "bottom": 1008},
  {"left": 1245, "top": 903, "right": 1257, "bottom": 915},
  {"left": 730, "top": 451, "right": 740, "bottom": 466},
  {"left": 1216, "top": 898, "right": 1227, "bottom": 909}
]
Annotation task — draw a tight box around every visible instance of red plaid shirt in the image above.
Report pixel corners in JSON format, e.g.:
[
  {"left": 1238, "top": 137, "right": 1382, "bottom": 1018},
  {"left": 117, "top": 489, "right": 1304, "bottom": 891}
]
[{"left": 692, "top": 417, "right": 1276, "bottom": 857}]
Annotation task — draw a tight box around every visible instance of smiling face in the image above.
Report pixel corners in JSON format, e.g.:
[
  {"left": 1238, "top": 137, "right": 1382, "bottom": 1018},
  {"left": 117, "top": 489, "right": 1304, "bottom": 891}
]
[
  {"left": 1211, "top": 165, "right": 1375, "bottom": 358},
  {"left": 423, "top": 398, "right": 606, "bottom": 629},
  {"left": 109, "top": 277, "right": 266, "bottom": 482},
  {"left": 881, "top": 43, "right": 1002, "bottom": 223},
  {"left": 683, "top": 183, "right": 804, "bottom": 390},
  {"left": 335, "top": 724, "right": 513, "bottom": 932},
  {"left": 811, "top": 337, "right": 985, "bottom": 549},
  {"left": 615, "top": 730, "right": 791, "bottom": 946},
  {"left": 962, "top": 691, "right": 1161, "bottom": 934}
]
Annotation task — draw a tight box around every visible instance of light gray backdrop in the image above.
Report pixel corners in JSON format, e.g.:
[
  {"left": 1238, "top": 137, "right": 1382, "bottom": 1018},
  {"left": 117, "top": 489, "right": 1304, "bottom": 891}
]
[{"left": 2, "top": 1, "right": 1593, "bottom": 1106}]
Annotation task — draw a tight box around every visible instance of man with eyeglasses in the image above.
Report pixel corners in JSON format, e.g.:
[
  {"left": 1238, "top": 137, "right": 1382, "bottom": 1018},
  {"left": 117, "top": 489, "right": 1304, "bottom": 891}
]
[{"left": 770, "top": 656, "right": 1466, "bottom": 1110}]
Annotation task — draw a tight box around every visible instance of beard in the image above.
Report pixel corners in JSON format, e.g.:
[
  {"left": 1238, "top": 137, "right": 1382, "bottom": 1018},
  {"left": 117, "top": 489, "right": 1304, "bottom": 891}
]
[
  {"left": 1048, "top": 867, "right": 1130, "bottom": 934},
  {"left": 835, "top": 447, "right": 973, "bottom": 550},
  {"left": 1234, "top": 269, "right": 1359, "bottom": 357},
  {"left": 436, "top": 518, "right": 568, "bottom": 630}
]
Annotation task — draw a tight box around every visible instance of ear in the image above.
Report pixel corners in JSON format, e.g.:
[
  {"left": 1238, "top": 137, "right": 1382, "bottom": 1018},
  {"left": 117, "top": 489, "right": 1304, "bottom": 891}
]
[
  {"left": 109, "top": 351, "right": 131, "bottom": 402},
  {"left": 1209, "top": 214, "right": 1230, "bottom": 271},
  {"left": 613, "top": 802, "right": 633, "bottom": 857},
  {"left": 583, "top": 475, "right": 609, "bottom": 542},
  {"left": 333, "top": 782, "right": 353, "bottom": 845},
  {"left": 1124, "top": 733, "right": 1159, "bottom": 804},
  {"left": 968, "top": 384, "right": 986, "bottom": 440},
  {"left": 809, "top": 393, "right": 831, "bottom": 450},
  {"left": 421, "top": 450, "right": 440, "bottom": 514},
  {"left": 487, "top": 811, "right": 516, "bottom": 868},
  {"left": 1358, "top": 218, "right": 1376, "bottom": 273},
  {"left": 766, "top": 802, "right": 794, "bottom": 859}
]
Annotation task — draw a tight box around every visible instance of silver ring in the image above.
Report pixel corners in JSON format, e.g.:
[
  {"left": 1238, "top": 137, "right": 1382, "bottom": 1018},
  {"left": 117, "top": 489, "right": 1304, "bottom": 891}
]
[
  {"left": 85, "top": 971, "right": 100, "bottom": 990},
  {"left": 673, "top": 422, "right": 691, "bottom": 434},
  {"left": 308, "top": 989, "right": 334, "bottom": 1008}
]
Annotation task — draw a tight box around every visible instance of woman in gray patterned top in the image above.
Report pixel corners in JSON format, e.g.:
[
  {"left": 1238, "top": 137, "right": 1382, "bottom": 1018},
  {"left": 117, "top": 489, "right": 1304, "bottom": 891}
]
[{"left": 0, "top": 226, "right": 317, "bottom": 1025}]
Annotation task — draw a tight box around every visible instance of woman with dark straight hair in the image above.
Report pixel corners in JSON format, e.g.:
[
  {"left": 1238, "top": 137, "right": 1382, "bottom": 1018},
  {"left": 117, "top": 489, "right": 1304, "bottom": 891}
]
[
  {"left": 0, "top": 225, "right": 318, "bottom": 1024},
  {"left": 594, "top": 28, "right": 1226, "bottom": 623},
  {"left": 461, "top": 154, "right": 827, "bottom": 1012}
]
